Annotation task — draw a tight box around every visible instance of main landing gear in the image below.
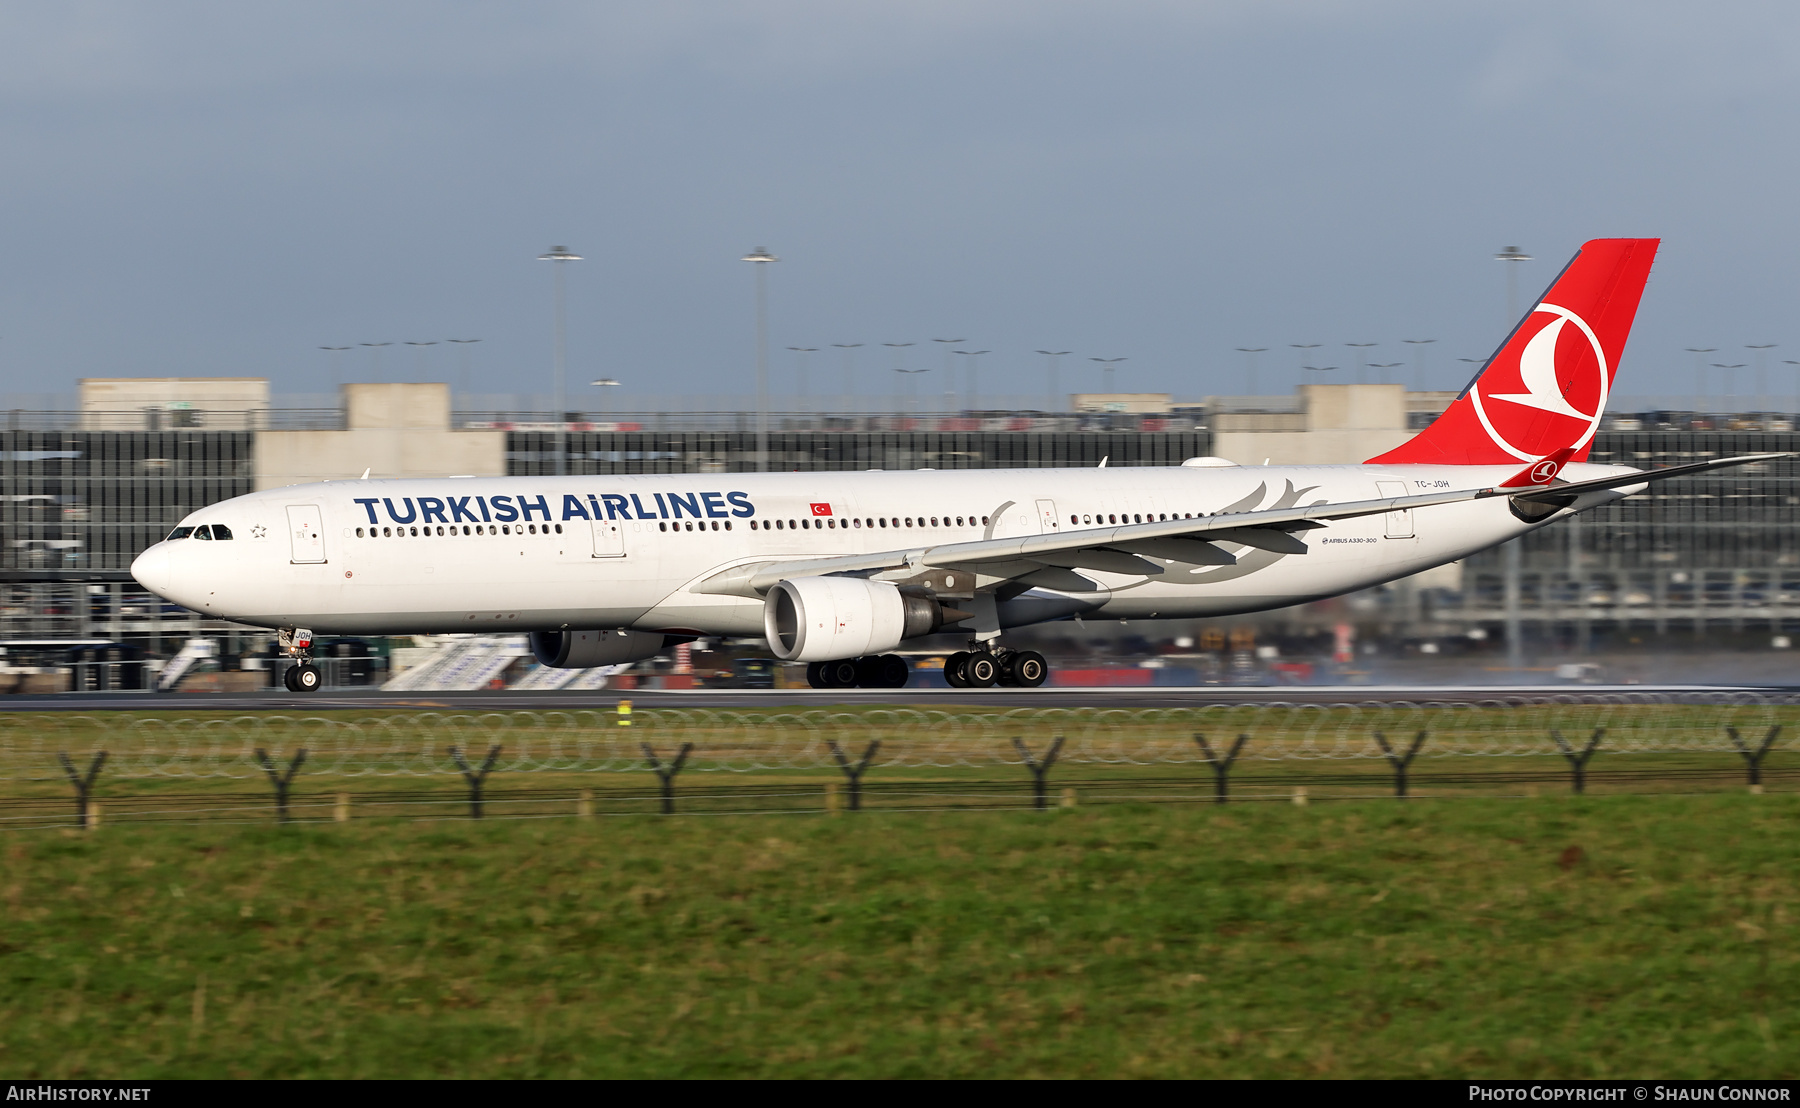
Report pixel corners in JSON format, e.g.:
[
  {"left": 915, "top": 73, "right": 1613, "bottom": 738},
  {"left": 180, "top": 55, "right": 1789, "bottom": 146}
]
[
  {"left": 943, "top": 647, "right": 1047, "bottom": 689},
  {"left": 806, "top": 654, "right": 911, "bottom": 689},
  {"left": 278, "top": 627, "right": 322, "bottom": 693}
]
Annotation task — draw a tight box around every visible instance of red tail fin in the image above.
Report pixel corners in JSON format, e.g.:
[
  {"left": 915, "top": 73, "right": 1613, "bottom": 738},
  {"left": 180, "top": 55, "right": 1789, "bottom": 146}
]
[{"left": 1367, "top": 238, "right": 1659, "bottom": 465}]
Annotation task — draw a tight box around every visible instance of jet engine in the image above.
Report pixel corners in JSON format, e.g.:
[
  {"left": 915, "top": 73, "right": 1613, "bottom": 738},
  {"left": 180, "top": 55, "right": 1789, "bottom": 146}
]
[
  {"left": 763, "top": 576, "right": 951, "bottom": 662},
  {"left": 529, "top": 629, "right": 682, "bottom": 669}
]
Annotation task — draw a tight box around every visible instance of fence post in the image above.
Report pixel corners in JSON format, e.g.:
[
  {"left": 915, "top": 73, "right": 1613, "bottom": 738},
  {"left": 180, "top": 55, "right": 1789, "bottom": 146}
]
[
  {"left": 578, "top": 789, "right": 594, "bottom": 818},
  {"left": 1194, "top": 733, "right": 1249, "bottom": 804},
  {"left": 1371, "top": 731, "right": 1428, "bottom": 798},
  {"left": 1728, "top": 725, "right": 1781, "bottom": 790},
  {"left": 1551, "top": 728, "right": 1604, "bottom": 795},
  {"left": 1012, "top": 736, "right": 1064, "bottom": 810},
  {"left": 56, "top": 751, "right": 107, "bottom": 830},
  {"left": 254, "top": 748, "right": 309, "bottom": 824},
  {"left": 449, "top": 744, "right": 502, "bottom": 819},
  {"left": 641, "top": 743, "right": 692, "bottom": 814},
  {"left": 827, "top": 740, "right": 880, "bottom": 811},
  {"left": 334, "top": 792, "right": 350, "bottom": 823}
]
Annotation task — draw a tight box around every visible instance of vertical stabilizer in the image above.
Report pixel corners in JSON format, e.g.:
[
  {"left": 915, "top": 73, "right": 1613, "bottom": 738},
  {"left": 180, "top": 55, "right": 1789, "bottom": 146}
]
[{"left": 1367, "top": 238, "right": 1659, "bottom": 465}]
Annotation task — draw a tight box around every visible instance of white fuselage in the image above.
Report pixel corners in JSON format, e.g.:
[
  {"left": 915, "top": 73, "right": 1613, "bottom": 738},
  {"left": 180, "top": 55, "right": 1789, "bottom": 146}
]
[{"left": 129, "top": 462, "right": 1633, "bottom": 638}]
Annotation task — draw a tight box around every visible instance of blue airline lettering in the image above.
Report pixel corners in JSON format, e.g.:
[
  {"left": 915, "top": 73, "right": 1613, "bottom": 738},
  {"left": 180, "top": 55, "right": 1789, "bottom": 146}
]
[
  {"left": 419, "top": 497, "right": 448, "bottom": 524},
  {"left": 727, "top": 491, "right": 755, "bottom": 517},
  {"left": 668, "top": 492, "right": 701, "bottom": 519},
  {"left": 586, "top": 493, "right": 604, "bottom": 521},
  {"left": 561, "top": 495, "right": 591, "bottom": 521},
  {"left": 630, "top": 493, "right": 655, "bottom": 519},
  {"left": 491, "top": 495, "right": 518, "bottom": 522},
  {"left": 353, "top": 498, "right": 380, "bottom": 524},
  {"left": 519, "top": 495, "right": 551, "bottom": 522},
  {"left": 701, "top": 492, "right": 728, "bottom": 518},
  {"left": 605, "top": 494, "right": 633, "bottom": 520},
  {"left": 448, "top": 496, "right": 479, "bottom": 523},
  {"left": 477, "top": 496, "right": 491, "bottom": 522},
  {"left": 653, "top": 493, "right": 669, "bottom": 519},
  {"left": 383, "top": 497, "right": 418, "bottom": 525}
]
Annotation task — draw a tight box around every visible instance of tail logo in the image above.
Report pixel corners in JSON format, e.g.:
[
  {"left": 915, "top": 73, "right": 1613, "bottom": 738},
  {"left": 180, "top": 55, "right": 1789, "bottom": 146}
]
[
  {"left": 1527, "top": 458, "right": 1562, "bottom": 483},
  {"left": 1469, "top": 303, "right": 1610, "bottom": 462}
]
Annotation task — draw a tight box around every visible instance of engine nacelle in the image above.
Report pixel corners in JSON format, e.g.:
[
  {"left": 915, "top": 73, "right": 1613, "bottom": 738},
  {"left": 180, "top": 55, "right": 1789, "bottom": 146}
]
[
  {"left": 763, "top": 577, "right": 946, "bottom": 662},
  {"left": 530, "top": 629, "right": 674, "bottom": 669}
]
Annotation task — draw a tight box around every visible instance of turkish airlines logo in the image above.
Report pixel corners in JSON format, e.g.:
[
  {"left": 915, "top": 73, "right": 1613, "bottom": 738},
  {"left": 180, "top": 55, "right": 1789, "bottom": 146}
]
[
  {"left": 810, "top": 502, "right": 833, "bottom": 517},
  {"left": 1526, "top": 458, "right": 1561, "bottom": 484},
  {"left": 1469, "top": 303, "right": 1609, "bottom": 463}
]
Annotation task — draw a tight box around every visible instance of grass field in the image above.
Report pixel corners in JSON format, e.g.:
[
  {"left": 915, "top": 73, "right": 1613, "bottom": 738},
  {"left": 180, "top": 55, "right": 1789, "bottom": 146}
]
[{"left": 2, "top": 794, "right": 1797, "bottom": 1078}]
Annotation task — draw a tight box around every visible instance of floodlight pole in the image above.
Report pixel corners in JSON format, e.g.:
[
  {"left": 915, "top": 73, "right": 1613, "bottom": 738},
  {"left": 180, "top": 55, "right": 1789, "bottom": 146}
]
[
  {"left": 1036, "top": 351, "right": 1071, "bottom": 416},
  {"left": 1494, "top": 246, "right": 1531, "bottom": 673},
  {"left": 539, "top": 246, "right": 583, "bottom": 476},
  {"left": 743, "top": 248, "right": 779, "bottom": 470}
]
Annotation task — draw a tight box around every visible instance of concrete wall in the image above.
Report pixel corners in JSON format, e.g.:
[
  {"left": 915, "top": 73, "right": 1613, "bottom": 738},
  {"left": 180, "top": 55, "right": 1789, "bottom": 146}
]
[
  {"left": 254, "top": 383, "right": 504, "bottom": 490},
  {"left": 80, "top": 377, "right": 270, "bottom": 431},
  {"left": 1212, "top": 383, "right": 1415, "bottom": 465},
  {"left": 1071, "top": 392, "right": 1172, "bottom": 414},
  {"left": 344, "top": 382, "right": 452, "bottom": 429}
]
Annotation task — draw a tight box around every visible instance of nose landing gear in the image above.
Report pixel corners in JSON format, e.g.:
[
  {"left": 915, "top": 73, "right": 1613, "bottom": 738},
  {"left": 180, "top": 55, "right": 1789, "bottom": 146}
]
[{"left": 277, "top": 627, "right": 322, "bottom": 694}]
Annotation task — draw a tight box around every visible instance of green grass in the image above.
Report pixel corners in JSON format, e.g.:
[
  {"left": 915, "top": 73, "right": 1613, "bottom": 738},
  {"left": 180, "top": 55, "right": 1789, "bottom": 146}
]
[{"left": 2, "top": 796, "right": 1797, "bottom": 1077}]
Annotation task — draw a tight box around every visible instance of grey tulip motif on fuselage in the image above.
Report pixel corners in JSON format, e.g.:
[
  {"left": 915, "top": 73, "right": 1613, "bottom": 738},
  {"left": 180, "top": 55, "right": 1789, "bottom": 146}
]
[{"left": 1113, "top": 479, "right": 1325, "bottom": 592}]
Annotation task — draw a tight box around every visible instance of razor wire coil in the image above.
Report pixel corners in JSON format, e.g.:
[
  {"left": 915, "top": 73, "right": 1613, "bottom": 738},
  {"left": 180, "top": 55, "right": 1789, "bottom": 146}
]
[{"left": 0, "top": 693, "right": 1794, "bottom": 781}]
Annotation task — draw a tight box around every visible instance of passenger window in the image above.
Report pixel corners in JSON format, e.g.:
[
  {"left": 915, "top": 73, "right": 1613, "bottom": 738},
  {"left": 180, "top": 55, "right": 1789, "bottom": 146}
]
[
  {"left": 555, "top": 524, "right": 563, "bottom": 534},
  {"left": 166, "top": 527, "right": 194, "bottom": 540},
  {"left": 356, "top": 527, "right": 365, "bottom": 538},
  {"left": 383, "top": 526, "right": 392, "bottom": 537}
]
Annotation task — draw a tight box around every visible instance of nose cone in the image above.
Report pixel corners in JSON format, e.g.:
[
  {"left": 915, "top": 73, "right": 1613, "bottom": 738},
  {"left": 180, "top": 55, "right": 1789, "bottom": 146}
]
[{"left": 132, "top": 543, "right": 172, "bottom": 596}]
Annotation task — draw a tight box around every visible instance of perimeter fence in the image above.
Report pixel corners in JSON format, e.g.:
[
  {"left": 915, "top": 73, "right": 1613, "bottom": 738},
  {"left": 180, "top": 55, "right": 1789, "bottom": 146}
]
[{"left": 3, "top": 694, "right": 1796, "bottom": 829}]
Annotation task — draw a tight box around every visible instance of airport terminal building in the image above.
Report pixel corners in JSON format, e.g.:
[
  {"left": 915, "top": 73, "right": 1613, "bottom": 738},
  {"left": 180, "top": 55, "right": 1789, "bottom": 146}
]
[{"left": 3, "top": 378, "right": 1795, "bottom": 681}]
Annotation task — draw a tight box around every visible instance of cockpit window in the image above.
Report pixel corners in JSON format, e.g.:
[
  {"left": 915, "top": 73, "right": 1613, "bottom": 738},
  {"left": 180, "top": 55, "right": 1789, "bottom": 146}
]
[
  {"left": 209, "top": 524, "right": 233, "bottom": 540},
  {"left": 193, "top": 526, "right": 213, "bottom": 540},
  {"left": 166, "top": 527, "right": 194, "bottom": 540}
]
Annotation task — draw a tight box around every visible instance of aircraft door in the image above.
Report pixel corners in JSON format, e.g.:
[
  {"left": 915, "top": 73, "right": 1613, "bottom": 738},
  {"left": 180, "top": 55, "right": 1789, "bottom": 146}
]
[
  {"left": 1375, "top": 481, "right": 1414, "bottom": 539},
  {"left": 286, "top": 505, "right": 327, "bottom": 563},
  {"left": 1036, "top": 499, "right": 1060, "bottom": 534},
  {"left": 591, "top": 518, "right": 626, "bottom": 558}
]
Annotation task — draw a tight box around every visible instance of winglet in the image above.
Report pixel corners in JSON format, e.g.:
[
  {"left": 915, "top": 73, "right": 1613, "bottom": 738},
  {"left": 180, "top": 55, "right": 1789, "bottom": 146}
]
[{"left": 1497, "top": 445, "right": 1577, "bottom": 489}]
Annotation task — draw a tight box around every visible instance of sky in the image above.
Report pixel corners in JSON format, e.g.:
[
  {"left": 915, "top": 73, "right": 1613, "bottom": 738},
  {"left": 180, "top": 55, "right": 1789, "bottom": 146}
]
[{"left": 2, "top": 0, "right": 1799, "bottom": 410}]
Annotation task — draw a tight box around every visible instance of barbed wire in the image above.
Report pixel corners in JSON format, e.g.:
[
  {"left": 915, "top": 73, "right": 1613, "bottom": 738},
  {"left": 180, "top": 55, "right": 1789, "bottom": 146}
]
[{"left": 0, "top": 694, "right": 1792, "bottom": 781}]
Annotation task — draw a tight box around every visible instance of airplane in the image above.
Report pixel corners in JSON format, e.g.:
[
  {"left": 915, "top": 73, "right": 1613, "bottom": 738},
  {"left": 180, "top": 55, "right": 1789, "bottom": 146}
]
[{"left": 131, "top": 237, "right": 1782, "bottom": 692}]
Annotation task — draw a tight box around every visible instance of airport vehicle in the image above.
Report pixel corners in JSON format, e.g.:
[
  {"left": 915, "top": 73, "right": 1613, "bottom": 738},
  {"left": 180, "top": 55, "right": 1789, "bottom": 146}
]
[{"left": 129, "top": 238, "right": 1781, "bottom": 691}]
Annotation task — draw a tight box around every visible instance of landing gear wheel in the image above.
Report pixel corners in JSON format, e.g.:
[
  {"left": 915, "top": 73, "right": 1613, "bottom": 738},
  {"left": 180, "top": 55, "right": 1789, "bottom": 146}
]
[
  {"left": 1007, "top": 650, "right": 1048, "bottom": 688},
  {"left": 283, "top": 664, "right": 300, "bottom": 692},
  {"left": 943, "top": 651, "right": 971, "bottom": 688},
  {"left": 964, "top": 652, "right": 1000, "bottom": 688},
  {"left": 820, "top": 659, "right": 858, "bottom": 688},
  {"left": 806, "top": 661, "right": 829, "bottom": 689},
  {"left": 874, "top": 654, "right": 910, "bottom": 689},
  {"left": 995, "top": 651, "right": 1019, "bottom": 686},
  {"left": 292, "top": 664, "right": 322, "bottom": 693}
]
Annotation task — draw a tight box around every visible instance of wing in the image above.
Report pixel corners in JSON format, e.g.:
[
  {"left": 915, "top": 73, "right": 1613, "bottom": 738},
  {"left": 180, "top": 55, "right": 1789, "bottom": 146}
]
[{"left": 691, "top": 454, "right": 1789, "bottom": 598}]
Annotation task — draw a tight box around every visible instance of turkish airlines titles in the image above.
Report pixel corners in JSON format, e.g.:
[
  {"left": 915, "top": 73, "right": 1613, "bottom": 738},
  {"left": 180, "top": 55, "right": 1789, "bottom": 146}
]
[{"left": 350, "top": 491, "right": 759, "bottom": 528}]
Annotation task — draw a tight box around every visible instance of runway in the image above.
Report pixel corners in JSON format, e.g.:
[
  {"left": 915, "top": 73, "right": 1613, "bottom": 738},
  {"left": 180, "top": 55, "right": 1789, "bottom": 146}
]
[{"left": 3, "top": 683, "right": 1789, "bottom": 711}]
